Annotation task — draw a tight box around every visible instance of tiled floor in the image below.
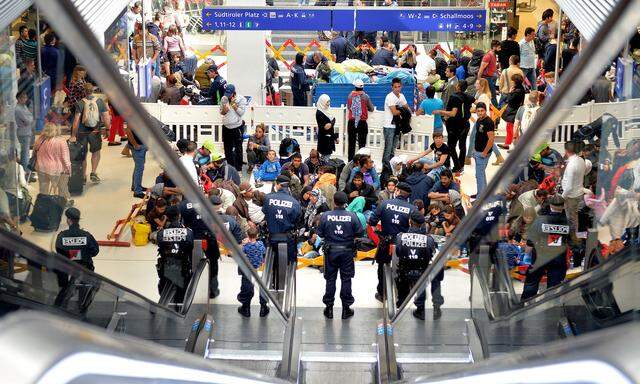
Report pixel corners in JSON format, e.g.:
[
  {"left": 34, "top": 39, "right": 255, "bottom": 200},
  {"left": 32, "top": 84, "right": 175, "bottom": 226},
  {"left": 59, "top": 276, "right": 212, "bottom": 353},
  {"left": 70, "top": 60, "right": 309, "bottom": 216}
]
[{"left": 21, "top": 141, "right": 511, "bottom": 309}]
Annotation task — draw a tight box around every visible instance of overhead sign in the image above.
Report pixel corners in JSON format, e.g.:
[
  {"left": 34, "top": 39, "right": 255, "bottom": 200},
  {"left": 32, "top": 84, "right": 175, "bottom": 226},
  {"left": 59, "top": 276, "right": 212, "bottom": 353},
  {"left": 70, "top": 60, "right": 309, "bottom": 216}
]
[
  {"left": 201, "top": 7, "right": 485, "bottom": 32},
  {"left": 355, "top": 9, "right": 486, "bottom": 31},
  {"left": 202, "top": 8, "right": 333, "bottom": 31}
]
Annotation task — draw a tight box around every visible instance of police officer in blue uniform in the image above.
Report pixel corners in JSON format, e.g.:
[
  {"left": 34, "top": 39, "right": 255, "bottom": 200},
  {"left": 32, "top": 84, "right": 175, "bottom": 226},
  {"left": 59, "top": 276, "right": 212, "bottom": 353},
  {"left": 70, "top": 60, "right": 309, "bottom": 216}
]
[
  {"left": 369, "top": 182, "right": 415, "bottom": 302},
  {"left": 157, "top": 206, "right": 194, "bottom": 303},
  {"left": 262, "top": 175, "right": 302, "bottom": 289},
  {"left": 521, "top": 195, "right": 570, "bottom": 300},
  {"left": 54, "top": 208, "right": 100, "bottom": 309},
  {"left": 394, "top": 211, "right": 440, "bottom": 320},
  {"left": 317, "top": 191, "right": 364, "bottom": 319}
]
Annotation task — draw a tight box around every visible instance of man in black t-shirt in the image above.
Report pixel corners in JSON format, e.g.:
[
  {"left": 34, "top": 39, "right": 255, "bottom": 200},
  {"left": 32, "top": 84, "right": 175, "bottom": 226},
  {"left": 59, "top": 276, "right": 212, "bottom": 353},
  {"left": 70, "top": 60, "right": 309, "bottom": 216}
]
[
  {"left": 407, "top": 132, "right": 450, "bottom": 180},
  {"left": 472, "top": 102, "right": 495, "bottom": 196},
  {"left": 438, "top": 81, "right": 473, "bottom": 173}
]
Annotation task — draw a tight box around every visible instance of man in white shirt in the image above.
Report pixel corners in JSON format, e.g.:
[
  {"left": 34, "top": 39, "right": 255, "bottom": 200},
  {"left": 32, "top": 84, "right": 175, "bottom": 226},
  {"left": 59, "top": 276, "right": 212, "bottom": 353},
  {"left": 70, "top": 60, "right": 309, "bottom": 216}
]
[
  {"left": 178, "top": 139, "right": 199, "bottom": 185},
  {"left": 383, "top": 78, "right": 409, "bottom": 171},
  {"left": 561, "top": 141, "right": 586, "bottom": 243},
  {"left": 415, "top": 49, "right": 436, "bottom": 83},
  {"left": 220, "top": 84, "right": 247, "bottom": 172}
]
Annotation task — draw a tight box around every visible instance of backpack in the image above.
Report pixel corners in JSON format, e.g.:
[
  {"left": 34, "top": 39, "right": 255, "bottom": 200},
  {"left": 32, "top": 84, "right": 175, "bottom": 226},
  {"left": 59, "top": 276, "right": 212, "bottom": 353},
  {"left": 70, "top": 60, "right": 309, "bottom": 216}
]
[
  {"left": 81, "top": 98, "right": 100, "bottom": 128},
  {"left": 467, "top": 49, "right": 484, "bottom": 77},
  {"left": 534, "top": 24, "right": 546, "bottom": 56}
]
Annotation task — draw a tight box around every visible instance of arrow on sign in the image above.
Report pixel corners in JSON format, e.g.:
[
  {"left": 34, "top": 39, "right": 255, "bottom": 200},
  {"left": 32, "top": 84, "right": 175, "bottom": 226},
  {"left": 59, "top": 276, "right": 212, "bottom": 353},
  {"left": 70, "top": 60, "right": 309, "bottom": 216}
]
[
  {"left": 206, "top": 22, "right": 212, "bottom": 26},
  {"left": 255, "top": 22, "right": 259, "bottom": 27},
  {"left": 205, "top": 12, "right": 211, "bottom": 17}
]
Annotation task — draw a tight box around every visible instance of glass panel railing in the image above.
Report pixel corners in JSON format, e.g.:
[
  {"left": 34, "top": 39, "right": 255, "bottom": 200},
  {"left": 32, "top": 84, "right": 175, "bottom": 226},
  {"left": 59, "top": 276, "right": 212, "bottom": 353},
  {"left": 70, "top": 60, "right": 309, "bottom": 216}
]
[{"left": 0, "top": 227, "right": 205, "bottom": 345}]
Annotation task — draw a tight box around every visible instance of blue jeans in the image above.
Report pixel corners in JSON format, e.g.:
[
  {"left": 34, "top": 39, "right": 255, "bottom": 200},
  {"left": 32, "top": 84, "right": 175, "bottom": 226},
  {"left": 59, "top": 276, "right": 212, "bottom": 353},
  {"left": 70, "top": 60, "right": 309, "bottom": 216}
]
[
  {"left": 131, "top": 144, "right": 147, "bottom": 194},
  {"left": 17, "top": 135, "right": 32, "bottom": 171},
  {"left": 382, "top": 127, "right": 399, "bottom": 169},
  {"left": 473, "top": 150, "right": 490, "bottom": 195},
  {"left": 467, "top": 125, "right": 501, "bottom": 158},
  {"left": 522, "top": 67, "right": 537, "bottom": 90},
  {"left": 484, "top": 75, "right": 498, "bottom": 107},
  {"left": 418, "top": 157, "right": 445, "bottom": 180}
]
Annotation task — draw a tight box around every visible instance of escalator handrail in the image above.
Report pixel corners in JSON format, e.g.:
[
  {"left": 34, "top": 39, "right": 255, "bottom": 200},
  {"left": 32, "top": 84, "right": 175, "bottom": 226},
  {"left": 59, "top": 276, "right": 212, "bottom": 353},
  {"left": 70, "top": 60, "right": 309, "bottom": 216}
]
[
  {"left": 491, "top": 248, "right": 639, "bottom": 323},
  {"left": 0, "top": 311, "right": 287, "bottom": 384},
  {"left": 180, "top": 257, "right": 208, "bottom": 316},
  {"left": 0, "top": 228, "right": 184, "bottom": 320},
  {"left": 493, "top": 250, "right": 520, "bottom": 308},
  {"left": 391, "top": 0, "right": 640, "bottom": 326}
]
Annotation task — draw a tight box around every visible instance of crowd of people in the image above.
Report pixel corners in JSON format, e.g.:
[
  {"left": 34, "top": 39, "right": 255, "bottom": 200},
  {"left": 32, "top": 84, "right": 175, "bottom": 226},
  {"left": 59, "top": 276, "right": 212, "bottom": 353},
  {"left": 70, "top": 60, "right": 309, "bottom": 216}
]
[{"left": 2, "top": 3, "right": 638, "bottom": 323}]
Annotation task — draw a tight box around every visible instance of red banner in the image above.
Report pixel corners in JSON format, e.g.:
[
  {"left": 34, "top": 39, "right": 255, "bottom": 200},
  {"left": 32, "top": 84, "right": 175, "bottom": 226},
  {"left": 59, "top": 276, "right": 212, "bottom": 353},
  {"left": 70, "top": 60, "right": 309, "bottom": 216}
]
[{"left": 489, "top": 1, "right": 511, "bottom": 7}]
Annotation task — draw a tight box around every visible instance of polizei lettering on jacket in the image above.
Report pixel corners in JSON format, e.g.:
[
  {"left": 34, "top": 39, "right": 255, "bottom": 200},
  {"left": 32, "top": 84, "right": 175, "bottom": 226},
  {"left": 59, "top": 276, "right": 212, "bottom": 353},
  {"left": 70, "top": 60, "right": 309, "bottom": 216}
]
[
  {"left": 269, "top": 199, "right": 293, "bottom": 208},
  {"left": 541, "top": 223, "right": 570, "bottom": 234},
  {"left": 327, "top": 215, "right": 352, "bottom": 222},
  {"left": 61, "top": 237, "right": 88, "bottom": 246},
  {"left": 386, "top": 204, "right": 411, "bottom": 214},
  {"left": 400, "top": 233, "right": 429, "bottom": 248},
  {"left": 162, "top": 228, "right": 188, "bottom": 242}
]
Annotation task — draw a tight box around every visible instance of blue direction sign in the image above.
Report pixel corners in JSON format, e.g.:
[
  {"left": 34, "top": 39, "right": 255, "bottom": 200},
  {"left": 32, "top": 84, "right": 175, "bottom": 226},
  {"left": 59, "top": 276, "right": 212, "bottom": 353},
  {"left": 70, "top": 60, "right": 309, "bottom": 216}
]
[
  {"left": 202, "top": 8, "right": 333, "bottom": 31},
  {"left": 355, "top": 9, "right": 485, "bottom": 31}
]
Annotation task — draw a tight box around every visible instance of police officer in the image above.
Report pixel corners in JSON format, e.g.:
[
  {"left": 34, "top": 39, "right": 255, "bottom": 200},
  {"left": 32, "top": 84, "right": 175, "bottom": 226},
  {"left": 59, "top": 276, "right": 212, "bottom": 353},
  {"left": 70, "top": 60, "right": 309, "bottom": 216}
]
[
  {"left": 54, "top": 208, "right": 100, "bottom": 308},
  {"left": 317, "top": 191, "right": 364, "bottom": 319},
  {"left": 157, "top": 206, "right": 194, "bottom": 303},
  {"left": 521, "top": 195, "right": 570, "bottom": 300},
  {"left": 394, "top": 211, "right": 441, "bottom": 320},
  {"left": 180, "top": 194, "right": 244, "bottom": 298},
  {"left": 369, "top": 181, "right": 415, "bottom": 302},
  {"left": 262, "top": 174, "right": 302, "bottom": 289}
]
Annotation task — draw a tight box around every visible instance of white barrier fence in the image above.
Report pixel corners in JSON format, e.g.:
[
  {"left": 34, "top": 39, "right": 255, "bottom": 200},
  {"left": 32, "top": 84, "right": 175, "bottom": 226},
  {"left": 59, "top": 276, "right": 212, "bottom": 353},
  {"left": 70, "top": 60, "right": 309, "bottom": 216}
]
[
  {"left": 142, "top": 100, "right": 640, "bottom": 164},
  {"left": 142, "top": 103, "right": 436, "bottom": 165}
]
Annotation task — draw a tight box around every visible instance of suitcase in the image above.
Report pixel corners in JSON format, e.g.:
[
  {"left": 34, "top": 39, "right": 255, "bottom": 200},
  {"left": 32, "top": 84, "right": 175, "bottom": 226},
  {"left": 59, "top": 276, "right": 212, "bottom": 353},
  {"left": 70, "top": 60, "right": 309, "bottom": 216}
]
[
  {"left": 68, "top": 163, "right": 84, "bottom": 196},
  {"left": 30, "top": 193, "right": 66, "bottom": 232},
  {"left": 68, "top": 141, "right": 85, "bottom": 163}
]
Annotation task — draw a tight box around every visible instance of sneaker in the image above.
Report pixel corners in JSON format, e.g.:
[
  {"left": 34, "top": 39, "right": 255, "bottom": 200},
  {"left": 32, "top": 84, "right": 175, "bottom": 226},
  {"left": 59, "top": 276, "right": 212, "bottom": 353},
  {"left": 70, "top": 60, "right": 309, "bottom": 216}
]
[
  {"left": 341, "top": 306, "right": 354, "bottom": 319},
  {"left": 412, "top": 308, "right": 425, "bottom": 320},
  {"left": 323, "top": 306, "right": 333, "bottom": 319},
  {"left": 65, "top": 199, "right": 75, "bottom": 208},
  {"left": 375, "top": 292, "right": 384, "bottom": 303},
  {"left": 260, "top": 305, "right": 270, "bottom": 317},
  {"left": 90, "top": 173, "right": 101, "bottom": 183},
  {"left": 237, "top": 305, "right": 250, "bottom": 318},
  {"left": 133, "top": 192, "right": 146, "bottom": 199},
  {"left": 107, "top": 142, "right": 122, "bottom": 146},
  {"left": 433, "top": 306, "right": 442, "bottom": 320},
  {"left": 464, "top": 157, "right": 471, "bottom": 166}
]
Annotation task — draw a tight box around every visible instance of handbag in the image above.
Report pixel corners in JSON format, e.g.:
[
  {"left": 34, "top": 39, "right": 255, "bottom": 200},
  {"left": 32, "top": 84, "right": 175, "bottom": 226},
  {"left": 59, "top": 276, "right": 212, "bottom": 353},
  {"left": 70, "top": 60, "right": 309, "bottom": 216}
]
[{"left": 27, "top": 137, "right": 47, "bottom": 172}]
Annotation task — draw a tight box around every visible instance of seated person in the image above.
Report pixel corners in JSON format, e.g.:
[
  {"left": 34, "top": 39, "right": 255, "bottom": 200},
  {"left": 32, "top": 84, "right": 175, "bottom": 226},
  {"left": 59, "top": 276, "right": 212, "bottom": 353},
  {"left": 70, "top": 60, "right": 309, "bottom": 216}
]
[
  {"left": 405, "top": 162, "right": 435, "bottom": 205},
  {"left": 497, "top": 231, "right": 526, "bottom": 268},
  {"left": 513, "top": 154, "right": 546, "bottom": 184},
  {"left": 348, "top": 155, "right": 380, "bottom": 190},
  {"left": 195, "top": 139, "right": 215, "bottom": 167},
  {"left": 303, "top": 189, "right": 330, "bottom": 230},
  {"left": 247, "top": 123, "right": 270, "bottom": 177},
  {"left": 282, "top": 153, "right": 310, "bottom": 185},
  {"left": 407, "top": 132, "right": 449, "bottom": 180},
  {"left": 426, "top": 202, "right": 445, "bottom": 235},
  {"left": 344, "top": 171, "right": 377, "bottom": 212},
  {"left": 441, "top": 205, "right": 460, "bottom": 236},
  {"left": 305, "top": 149, "right": 327, "bottom": 176},
  {"left": 204, "top": 151, "right": 241, "bottom": 186},
  {"left": 535, "top": 143, "right": 563, "bottom": 167},
  {"left": 255, "top": 150, "right": 281, "bottom": 182},
  {"left": 146, "top": 198, "right": 168, "bottom": 241},
  {"left": 378, "top": 178, "right": 397, "bottom": 205},
  {"left": 427, "top": 169, "right": 460, "bottom": 204}
]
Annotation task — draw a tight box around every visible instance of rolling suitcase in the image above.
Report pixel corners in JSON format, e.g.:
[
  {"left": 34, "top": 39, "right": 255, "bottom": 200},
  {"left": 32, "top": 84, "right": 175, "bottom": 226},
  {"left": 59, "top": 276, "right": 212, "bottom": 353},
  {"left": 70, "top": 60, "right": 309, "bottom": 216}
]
[
  {"left": 30, "top": 193, "right": 66, "bottom": 232},
  {"left": 68, "top": 163, "right": 84, "bottom": 196}
]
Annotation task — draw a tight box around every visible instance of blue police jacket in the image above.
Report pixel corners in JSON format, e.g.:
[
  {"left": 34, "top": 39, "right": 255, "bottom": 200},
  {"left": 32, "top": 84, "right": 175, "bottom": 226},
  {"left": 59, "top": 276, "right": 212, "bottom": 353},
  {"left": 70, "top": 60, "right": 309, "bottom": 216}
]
[
  {"left": 262, "top": 188, "right": 302, "bottom": 236},
  {"left": 317, "top": 207, "right": 364, "bottom": 246},
  {"left": 368, "top": 197, "right": 414, "bottom": 237},
  {"left": 394, "top": 227, "right": 436, "bottom": 278}
]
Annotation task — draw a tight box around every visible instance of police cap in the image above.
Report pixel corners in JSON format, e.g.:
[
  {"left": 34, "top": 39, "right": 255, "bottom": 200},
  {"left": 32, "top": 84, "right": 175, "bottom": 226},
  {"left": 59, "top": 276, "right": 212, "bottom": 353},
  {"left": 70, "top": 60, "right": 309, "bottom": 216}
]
[
  {"left": 276, "top": 174, "right": 291, "bottom": 185},
  {"left": 410, "top": 210, "right": 425, "bottom": 225},
  {"left": 209, "top": 195, "right": 223, "bottom": 206},
  {"left": 396, "top": 182, "right": 412, "bottom": 194},
  {"left": 333, "top": 191, "right": 348, "bottom": 206},
  {"left": 548, "top": 194, "right": 565, "bottom": 207},
  {"left": 65, "top": 207, "right": 81, "bottom": 221}
]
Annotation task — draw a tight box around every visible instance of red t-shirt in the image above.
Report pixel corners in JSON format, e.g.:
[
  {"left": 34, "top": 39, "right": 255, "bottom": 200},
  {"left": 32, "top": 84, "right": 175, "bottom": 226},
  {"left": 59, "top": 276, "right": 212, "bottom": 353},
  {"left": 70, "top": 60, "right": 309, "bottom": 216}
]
[{"left": 482, "top": 51, "right": 497, "bottom": 77}]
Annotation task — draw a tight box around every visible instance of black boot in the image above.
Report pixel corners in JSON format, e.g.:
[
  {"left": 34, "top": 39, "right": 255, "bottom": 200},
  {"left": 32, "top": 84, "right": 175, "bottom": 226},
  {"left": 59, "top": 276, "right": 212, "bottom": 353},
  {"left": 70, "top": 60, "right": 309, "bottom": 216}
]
[
  {"left": 237, "top": 304, "right": 250, "bottom": 318},
  {"left": 209, "top": 289, "right": 220, "bottom": 299},
  {"left": 323, "top": 306, "right": 333, "bottom": 319},
  {"left": 260, "top": 304, "right": 270, "bottom": 317},
  {"left": 412, "top": 307, "right": 425, "bottom": 320},
  {"left": 433, "top": 305, "right": 442, "bottom": 320},
  {"left": 341, "top": 306, "right": 354, "bottom": 319},
  {"left": 375, "top": 292, "right": 384, "bottom": 303}
]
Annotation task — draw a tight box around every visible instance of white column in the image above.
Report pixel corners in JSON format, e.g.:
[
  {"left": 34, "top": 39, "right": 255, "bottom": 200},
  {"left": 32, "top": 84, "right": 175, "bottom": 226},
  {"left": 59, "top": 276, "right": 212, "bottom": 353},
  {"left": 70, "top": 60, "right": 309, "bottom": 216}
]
[{"left": 225, "top": 0, "right": 266, "bottom": 106}]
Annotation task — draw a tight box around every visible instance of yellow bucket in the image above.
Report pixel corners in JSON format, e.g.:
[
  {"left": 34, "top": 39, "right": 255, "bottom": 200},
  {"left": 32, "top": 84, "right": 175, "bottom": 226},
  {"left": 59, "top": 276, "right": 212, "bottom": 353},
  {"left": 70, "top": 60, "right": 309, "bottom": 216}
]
[{"left": 131, "top": 217, "right": 151, "bottom": 246}]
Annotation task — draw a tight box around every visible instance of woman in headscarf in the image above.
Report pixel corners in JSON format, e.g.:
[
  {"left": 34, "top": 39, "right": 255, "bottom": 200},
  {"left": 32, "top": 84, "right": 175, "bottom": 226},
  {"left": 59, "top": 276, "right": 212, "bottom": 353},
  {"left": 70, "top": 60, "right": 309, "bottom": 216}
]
[
  {"left": 315, "top": 94, "right": 338, "bottom": 157},
  {"left": 347, "top": 196, "right": 367, "bottom": 229},
  {"left": 303, "top": 189, "right": 330, "bottom": 230}
]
